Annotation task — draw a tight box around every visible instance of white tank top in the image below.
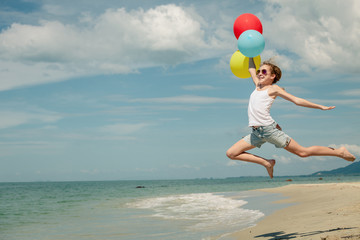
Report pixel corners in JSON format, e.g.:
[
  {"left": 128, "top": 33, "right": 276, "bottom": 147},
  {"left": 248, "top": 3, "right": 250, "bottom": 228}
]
[{"left": 248, "top": 88, "right": 275, "bottom": 126}]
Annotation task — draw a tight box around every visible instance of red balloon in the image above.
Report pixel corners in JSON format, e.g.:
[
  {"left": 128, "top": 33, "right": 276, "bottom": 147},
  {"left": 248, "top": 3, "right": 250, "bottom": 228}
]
[{"left": 233, "top": 13, "right": 263, "bottom": 39}]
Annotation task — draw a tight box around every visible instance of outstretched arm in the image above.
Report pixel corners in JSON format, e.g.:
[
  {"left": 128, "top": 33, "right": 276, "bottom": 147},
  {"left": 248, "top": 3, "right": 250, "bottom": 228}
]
[
  {"left": 248, "top": 57, "right": 259, "bottom": 86},
  {"left": 272, "top": 85, "right": 335, "bottom": 110}
]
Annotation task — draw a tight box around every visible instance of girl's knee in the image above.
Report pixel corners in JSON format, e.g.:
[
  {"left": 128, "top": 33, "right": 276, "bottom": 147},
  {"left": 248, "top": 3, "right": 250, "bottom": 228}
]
[
  {"left": 286, "top": 141, "right": 310, "bottom": 158},
  {"left": 226, "top": 140, "right": 253, "bottom": 159},
  {"left": 295, "top": 150, "right": 310, "bottom": 158},
  {"left": 226, "top": 149, "right": 239, "bottom": 159},
  {"left": 226, "top": 149, "right": 235, "bottom": 159}
]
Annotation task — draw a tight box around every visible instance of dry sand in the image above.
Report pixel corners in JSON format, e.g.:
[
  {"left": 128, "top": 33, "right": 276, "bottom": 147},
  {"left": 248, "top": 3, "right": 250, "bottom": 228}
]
[{"left": 230, "top": 182, "right": 360, "bottom": 240}]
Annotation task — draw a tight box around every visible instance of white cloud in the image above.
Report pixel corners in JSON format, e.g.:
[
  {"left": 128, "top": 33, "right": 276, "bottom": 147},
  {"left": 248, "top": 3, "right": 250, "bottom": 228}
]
[
  {"left": 130, "top": 95, "right": 248, "bottom": 104},
  {"left": 0, "top": 60, "right": 84, "bottom": 91},
  {"left": 260, "top": 49, "right": 295, "bottom": 71},
  {"left": 1, "top": 1, "right": 358, "bottom": 92},
  {"left": 272, "top": 154, "right": 292, "bottom": 164},
  {"left": 262, "top": 0, "right": 360, "bottom": 73},
  {"left": 182, "top": 85, "right": 215, "bottom": 91},
  {"left": 99, "top": 123, "right": 149, "bottom": 135},
  {"left": 338, "top": 89, "right": 360, "bottom": 97},
  {"left": 329, "top": 144, "right": 360, "bottom": 157},
  {"left": 310, "top": 98, "right": 360, "bottom": 108},
  {"left": 226, "top": 160, "right": 239, "bottom": 166},
  {"left": 0, "top": 110, "right": 61, "bottom": 129},
  {"left": 169, "top": 164, "right": 200, "bottom": 170},
  {"left": 0, "top": 4, "right": 230, "bottom": 91}
]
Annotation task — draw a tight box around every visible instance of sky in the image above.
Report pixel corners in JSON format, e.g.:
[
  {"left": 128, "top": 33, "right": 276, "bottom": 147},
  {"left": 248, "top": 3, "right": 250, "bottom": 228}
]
[{"left": 0, "top": 0, "right": 359, "bottom": 182}]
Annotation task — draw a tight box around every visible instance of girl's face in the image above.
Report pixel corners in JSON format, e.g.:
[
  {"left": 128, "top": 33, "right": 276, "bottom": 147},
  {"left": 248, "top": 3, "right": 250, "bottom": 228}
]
[{"left": 257, "top": 64, "right": 276, "bottom": 85}]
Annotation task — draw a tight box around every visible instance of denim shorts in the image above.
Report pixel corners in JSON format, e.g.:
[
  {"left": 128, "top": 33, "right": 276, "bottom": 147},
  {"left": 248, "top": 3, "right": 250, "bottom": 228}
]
[{"left": 243, "top": 122, "right": 291, "bottom": 148}]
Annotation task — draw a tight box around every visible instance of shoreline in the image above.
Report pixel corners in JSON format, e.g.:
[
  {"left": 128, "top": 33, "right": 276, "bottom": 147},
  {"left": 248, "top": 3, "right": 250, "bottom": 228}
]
[{"left": 229, "top": 182, "right": 360, "bottom": 240}]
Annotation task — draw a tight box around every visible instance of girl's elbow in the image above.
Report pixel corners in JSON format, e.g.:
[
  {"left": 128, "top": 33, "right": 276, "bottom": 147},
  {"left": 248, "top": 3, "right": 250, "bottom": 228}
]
[{"left": 293, "top": 99, "right": 302, "bottom": 106}]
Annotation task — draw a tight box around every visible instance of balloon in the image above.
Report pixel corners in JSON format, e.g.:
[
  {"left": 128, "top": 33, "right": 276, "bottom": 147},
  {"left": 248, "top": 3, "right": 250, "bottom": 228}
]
[
  {"left": 237, "top": 30, "right": 265, "bottom": 58},
  {"left": 230, "top": 50, "right": 261, "bottom": 78},
  {"left": 233, "top": 13, "right": 263, "bottom": 39}
]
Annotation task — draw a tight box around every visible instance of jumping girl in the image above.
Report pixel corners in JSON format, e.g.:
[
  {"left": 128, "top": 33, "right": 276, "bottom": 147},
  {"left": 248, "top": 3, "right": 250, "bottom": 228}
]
[{"left": 226, "top": 58, "right": 356, "bottom": 178}]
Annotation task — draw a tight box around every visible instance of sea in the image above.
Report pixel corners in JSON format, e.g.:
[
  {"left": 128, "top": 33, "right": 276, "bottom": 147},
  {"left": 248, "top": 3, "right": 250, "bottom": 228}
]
[{"left": 1, "top": 175, "right": 360, "bottom": 240}]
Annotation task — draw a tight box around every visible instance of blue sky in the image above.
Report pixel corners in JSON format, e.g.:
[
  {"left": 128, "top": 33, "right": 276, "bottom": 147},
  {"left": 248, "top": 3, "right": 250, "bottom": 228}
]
[{"left": 0, "top": 0, "right": 359, "bottom": 182}]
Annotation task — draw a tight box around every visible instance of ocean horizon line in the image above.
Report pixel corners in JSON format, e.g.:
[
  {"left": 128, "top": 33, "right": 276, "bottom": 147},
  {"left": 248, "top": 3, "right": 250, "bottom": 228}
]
[{"left": 1, "top": 173, "right": 358, "bottom": 184}]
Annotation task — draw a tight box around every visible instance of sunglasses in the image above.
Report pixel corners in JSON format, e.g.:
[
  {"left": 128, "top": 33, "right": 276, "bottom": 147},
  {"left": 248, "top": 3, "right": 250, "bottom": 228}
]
[{"left": 256, "top": 69, "right": 268, "bottom": 75}]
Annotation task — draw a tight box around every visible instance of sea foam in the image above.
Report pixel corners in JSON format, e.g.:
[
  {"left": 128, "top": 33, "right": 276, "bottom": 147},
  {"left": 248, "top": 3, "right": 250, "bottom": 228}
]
[{"left": 127, "top": 193, "right": 264, "bottom": 231}]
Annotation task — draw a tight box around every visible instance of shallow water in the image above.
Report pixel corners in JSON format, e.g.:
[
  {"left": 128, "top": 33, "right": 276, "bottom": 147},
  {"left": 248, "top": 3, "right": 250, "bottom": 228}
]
[{"left": 1, "top": 176, "right": 360, "bottom": 240}]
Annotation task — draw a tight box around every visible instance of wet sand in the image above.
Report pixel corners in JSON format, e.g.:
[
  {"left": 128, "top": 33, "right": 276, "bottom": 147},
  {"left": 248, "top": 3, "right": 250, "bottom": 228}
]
[{"left": 231, "top": 182, "right": 360, "bottom": 240}]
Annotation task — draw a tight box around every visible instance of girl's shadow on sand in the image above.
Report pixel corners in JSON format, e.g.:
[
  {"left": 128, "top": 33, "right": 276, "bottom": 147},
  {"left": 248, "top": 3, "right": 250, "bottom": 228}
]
[{"left": 255, "top": 227, "right": 357, "bottom": 240}]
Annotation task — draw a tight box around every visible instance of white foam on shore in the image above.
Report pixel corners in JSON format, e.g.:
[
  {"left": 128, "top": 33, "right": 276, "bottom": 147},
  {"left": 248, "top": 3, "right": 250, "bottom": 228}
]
[{"left": 127, "top": 193, "right": 264, "bottom": 231}]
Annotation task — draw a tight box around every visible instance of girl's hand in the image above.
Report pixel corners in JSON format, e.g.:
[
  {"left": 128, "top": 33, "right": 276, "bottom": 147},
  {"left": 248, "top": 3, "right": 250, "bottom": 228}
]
[{"left": 321, "top": 106, "right": 336, "bottom": 110}]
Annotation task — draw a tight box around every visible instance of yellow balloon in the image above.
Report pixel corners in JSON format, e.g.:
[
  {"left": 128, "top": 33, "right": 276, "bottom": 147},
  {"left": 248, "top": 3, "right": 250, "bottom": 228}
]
[{"left": 230, "top": 50, "right": 261, "bottom": 78}]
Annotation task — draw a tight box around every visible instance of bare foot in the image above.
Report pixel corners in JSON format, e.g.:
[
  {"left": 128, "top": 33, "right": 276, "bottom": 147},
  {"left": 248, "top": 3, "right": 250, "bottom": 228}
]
[
  {"left": 339, "top": 147, "right": 356, "bottom": 162},
  {"left": 265, "top": 159, "right": 276, "bottom": 179}
]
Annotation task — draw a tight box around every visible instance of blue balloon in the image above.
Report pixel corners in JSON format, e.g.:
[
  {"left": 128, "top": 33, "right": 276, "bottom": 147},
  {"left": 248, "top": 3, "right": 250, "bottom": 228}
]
[{"left": 237, "top": 30, "right": 265, "bottom": 57}]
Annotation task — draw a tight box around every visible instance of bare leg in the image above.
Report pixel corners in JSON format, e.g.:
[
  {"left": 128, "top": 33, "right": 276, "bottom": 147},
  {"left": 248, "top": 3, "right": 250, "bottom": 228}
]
[
  {"left": 285, "top": 139, "right": 356, "bottom": 162},
  {"left": 226, "top": 139, "right": 276, "bottom": 178}
]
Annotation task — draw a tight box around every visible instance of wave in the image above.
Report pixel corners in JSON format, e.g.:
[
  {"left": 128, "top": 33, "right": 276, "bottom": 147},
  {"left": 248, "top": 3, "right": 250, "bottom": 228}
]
[{"left": 127, "top": 193, "right": 264, "bottom": 232}]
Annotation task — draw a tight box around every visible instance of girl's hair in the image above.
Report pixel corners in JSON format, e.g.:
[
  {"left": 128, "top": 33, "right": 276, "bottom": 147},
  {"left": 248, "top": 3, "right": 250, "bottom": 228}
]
[{"left": 262, "top": 58, "right": 282, "bottom": 84}]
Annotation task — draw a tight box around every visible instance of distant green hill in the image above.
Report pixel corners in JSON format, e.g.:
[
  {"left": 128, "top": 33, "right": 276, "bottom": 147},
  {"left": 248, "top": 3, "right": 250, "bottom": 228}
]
[{"left": 311, "top": 161, "right": 360, "bottom": 176}]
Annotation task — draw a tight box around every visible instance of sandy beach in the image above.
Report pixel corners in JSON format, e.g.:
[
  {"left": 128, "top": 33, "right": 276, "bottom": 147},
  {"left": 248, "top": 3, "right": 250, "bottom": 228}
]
[{"left": 231, "top": 182, "right": 360, "bottom": 240}]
